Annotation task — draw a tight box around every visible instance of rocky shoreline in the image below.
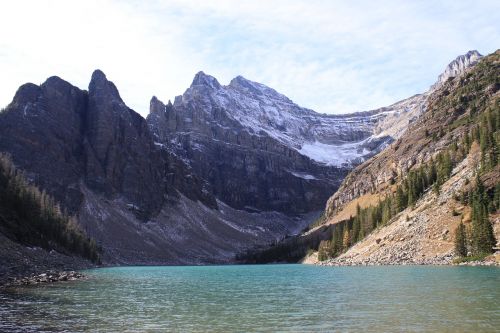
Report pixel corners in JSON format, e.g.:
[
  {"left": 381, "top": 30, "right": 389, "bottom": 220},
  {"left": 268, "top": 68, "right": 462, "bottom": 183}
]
[
  {"left": 0, "top": 233, "right": 96, "bottom": 288},
  {"left": 1, "top": 270, "right": 87, "bottom": 288},
  {"left": 316, "top": 255, "right": 500, "bottom": 267},
  {"left": 318, "top": 261, "right": 500, "bottom": 267}
]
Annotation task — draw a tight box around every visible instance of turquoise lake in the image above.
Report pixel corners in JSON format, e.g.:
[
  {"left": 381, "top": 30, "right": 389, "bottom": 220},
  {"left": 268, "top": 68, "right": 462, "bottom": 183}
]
[{"left": 0, "top": 265, "right": 499, "bottom": 332}]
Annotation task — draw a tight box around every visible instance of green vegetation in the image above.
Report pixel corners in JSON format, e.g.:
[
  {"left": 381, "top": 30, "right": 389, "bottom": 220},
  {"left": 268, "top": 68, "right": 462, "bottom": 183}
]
[
  {"left": 237, "top": 223, "right": 336, "bottom": 263},
  {"left": 452, "top": 253, "right": 489, "bottom": 264},
  {"left": 454, "top": 176, "right": 498, "bottom": 260},
  {"left": 317, "top": 149, "right": 458, "bottom": 261},
  {"left": 470, "top": 177, "right": 496, "bottom": 254},
  {"left": 0, "top": 154, "right": 100, "bottom": 263},
  {"left": 454, "top": 222, "right": 467, "bottom": 257}
]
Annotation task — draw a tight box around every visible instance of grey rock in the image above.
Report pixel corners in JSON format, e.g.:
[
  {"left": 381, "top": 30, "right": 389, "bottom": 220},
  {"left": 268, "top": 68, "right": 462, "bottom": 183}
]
[{"left": 432, "top": 50, "right": 482, "bottom": 90}]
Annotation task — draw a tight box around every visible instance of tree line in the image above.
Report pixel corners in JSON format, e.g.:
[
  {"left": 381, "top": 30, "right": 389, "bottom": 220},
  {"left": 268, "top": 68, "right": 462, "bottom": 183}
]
[
  {"left": 454, "top": 103, "right": 499, "bottom": 259},
  {"left": 455, "top": 176, "right": 498, "bottom": 258},
  {"left": 0, "top": 153, "right": 100, "bottom": 263},
  {"left": 317, "top": 148, "right": 458, "bottom": 261}
]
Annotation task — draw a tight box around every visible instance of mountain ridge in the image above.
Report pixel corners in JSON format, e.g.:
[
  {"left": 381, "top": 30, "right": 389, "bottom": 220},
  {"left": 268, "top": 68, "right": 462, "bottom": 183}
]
[{"left": 0, "top": 50, "right": 487, "bottom": 265}]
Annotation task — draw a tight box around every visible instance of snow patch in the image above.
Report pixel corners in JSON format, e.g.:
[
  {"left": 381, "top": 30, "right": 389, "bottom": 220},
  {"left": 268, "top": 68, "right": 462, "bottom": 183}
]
[
  {"left": 299, "top": 140, "right": 368, "bottom": 166},
  {"left": 290, "top": 171, "right": 317, "bottom": 180}
]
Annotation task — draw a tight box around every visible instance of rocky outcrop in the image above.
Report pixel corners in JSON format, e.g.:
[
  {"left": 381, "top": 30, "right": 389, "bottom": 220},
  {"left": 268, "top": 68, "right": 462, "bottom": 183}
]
[
  {"left": 0, "top": 233, "right": 93, "bottom": 285},
  {"left": 0, "top": 77, "right": 88, "bottom": 213},
  {"left": 83, "top": 70, "right": 165, "bottom": 218},
  {"left": 3, "top": 271, "right": 86, "bottom": 287},
  {"left": 432, "top": 50, "right": 482, "bottom": 90}
]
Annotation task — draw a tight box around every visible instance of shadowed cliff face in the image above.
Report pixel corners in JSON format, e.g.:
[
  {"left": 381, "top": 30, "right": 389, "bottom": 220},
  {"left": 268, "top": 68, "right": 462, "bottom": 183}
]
[
  {"left": 83, "top": 70, "right": 165, "bottom": 218},
  {"left": 0, "top": 77, "right": 88, "bottom": 213},
  {"left": 0, "top": 72, "right": 168, "bottom": 219}
]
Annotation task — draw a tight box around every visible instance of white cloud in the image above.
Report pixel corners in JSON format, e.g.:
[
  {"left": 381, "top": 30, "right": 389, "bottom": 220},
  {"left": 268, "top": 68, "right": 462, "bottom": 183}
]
[{"left": 0, "top": 0, "right": 499, "bottom": 116}]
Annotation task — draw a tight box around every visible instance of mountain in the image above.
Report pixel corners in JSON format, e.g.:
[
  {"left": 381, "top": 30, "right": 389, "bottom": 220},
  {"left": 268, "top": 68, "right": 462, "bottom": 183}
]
[
  {"left": 146, "top": 71, "right": 430, "bottom": 215},
  {"left": 298, "top": 50, "right": 498, "bottom": 265},
  {"left": 0, "top": 51, "right": 485, "bottom": 265},
  {"left": 239, "top": 50, "right": 497, "bottom": 264},
  {"left": 0, "top": 71, "right": 309, "bottom": 264}
]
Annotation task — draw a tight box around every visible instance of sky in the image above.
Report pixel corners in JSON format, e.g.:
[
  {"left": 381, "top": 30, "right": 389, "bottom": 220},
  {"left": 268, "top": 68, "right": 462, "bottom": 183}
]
[{"left": 0, "top": 0, "right": 499, "bottom": 116}]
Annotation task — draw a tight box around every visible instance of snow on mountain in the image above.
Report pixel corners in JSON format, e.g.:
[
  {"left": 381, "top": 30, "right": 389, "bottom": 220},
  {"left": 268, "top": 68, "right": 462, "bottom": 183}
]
[
  {"left": 161, "top": 50, "right": 482, "bottom": 167},
  {"left": 174, "top": 73, "right": 400, "bottom": 166}
]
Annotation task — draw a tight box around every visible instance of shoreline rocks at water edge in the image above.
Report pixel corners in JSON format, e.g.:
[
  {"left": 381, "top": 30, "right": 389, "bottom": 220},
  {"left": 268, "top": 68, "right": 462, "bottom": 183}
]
[{"left": 1, "top": 270, "right": 86, "bottom": 288}]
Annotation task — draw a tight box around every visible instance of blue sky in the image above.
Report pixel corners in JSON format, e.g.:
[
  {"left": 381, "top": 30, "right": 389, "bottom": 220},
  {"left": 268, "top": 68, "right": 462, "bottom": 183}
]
[{"left": 0, "top": 0, "right": 499, "bottom": 116}]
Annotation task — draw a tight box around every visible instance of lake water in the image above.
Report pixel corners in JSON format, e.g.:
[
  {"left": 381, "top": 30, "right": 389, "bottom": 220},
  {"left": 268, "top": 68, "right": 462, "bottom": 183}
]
[{"left": 0, "top": 265, "right": 499, "bottom": 332}]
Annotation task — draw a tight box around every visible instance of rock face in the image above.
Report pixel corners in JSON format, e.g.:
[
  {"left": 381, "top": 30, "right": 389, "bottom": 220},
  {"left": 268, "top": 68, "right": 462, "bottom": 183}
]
[
  {"left": 83, "top": 70, "right": 165, "bottom": 218},
  {"left": 0, "top": 77, "right": 88, "bottom": 213},
  {"left": 147, "top": 72, "right": 426, "bottom": 214},
  {"left": 0, "top": 71, "right": 224, "bottom": 264},
  {"left": 432, "top": 50, "right": 483, "bottom": 90}
]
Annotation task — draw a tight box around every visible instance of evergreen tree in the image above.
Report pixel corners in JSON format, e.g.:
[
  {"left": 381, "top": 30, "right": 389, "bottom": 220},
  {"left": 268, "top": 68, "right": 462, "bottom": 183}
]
[
  {"left": 470, "top": 176, "right": 496, "bottom": 255},
  {"left": 454, "top": 222, "right": 467, "bottom": 257},
  {"left": 0, "top": 153, "right": 100, "bottom": 263},
  {"left": 395, "top": 185, "right": 407, "bottom": 211},
  {"left": 381, "top": 198, "right": 392, "bottom": 225},
  {"left": 318, "top": 240, "right": 330, "bottom": 261},
  {"left": 351, "top": 214, "right": 360, "bottom": 244},
  {"left": 342, "top": 228, "right": 351, "bottom": 251}
]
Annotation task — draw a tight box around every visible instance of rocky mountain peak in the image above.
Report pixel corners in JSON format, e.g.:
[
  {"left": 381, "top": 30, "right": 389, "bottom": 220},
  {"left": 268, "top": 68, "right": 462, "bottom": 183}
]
[
  {"left": 432, "top": 50, "right": 483, "bottom": 89},
  {"left": 89, "top": 69, "right": 124, "bottom": 105},
  {"left": 150, "top": 96, "right": 166, "bottom": 114},
  {"left": 90, "top": 69, "right": 107, "bottom": 82},
  {"left": 42, "top": 75, "right": 69, "bottom": 88},
  {"left": 11, "top": 83, "right": 41, "bottom": 107},
  {"left": 191, "top": 71, "right": 221, "bottom": 90},
  {"left": 229, "top": 75, "right": 293, "bottom": 104}
]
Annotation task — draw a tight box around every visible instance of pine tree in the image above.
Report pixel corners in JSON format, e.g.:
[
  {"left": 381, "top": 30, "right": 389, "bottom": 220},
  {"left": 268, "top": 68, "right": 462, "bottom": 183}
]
[
  {"left": 332, "top": 225, "right": 343, "bottom": 256},
  {"left": 395, "top": 186, "right": 407, "bottom": 211},
  {"left": 351, "top": 215, "right": 360, "bottom": 244},
  {"left": 318, "top": 240, "right": 330, "bottom": 261},
  {"left": 471, "top": 176, "right": 496, "bottom": 255},
  {"left": 381, "top": 199, "right": 390, "bottom": 225},
  {"left": 428, "top": 157, "right": 437, "bottom": 185},
  {"left": 454, "top": 222, "right": 467, "bottom": 257},
  {"left": 342, "top": 228, "right": 351, "bottom": 251},
  {"left": 0, "top": 153, "right": 100, "bottom": 263}
]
